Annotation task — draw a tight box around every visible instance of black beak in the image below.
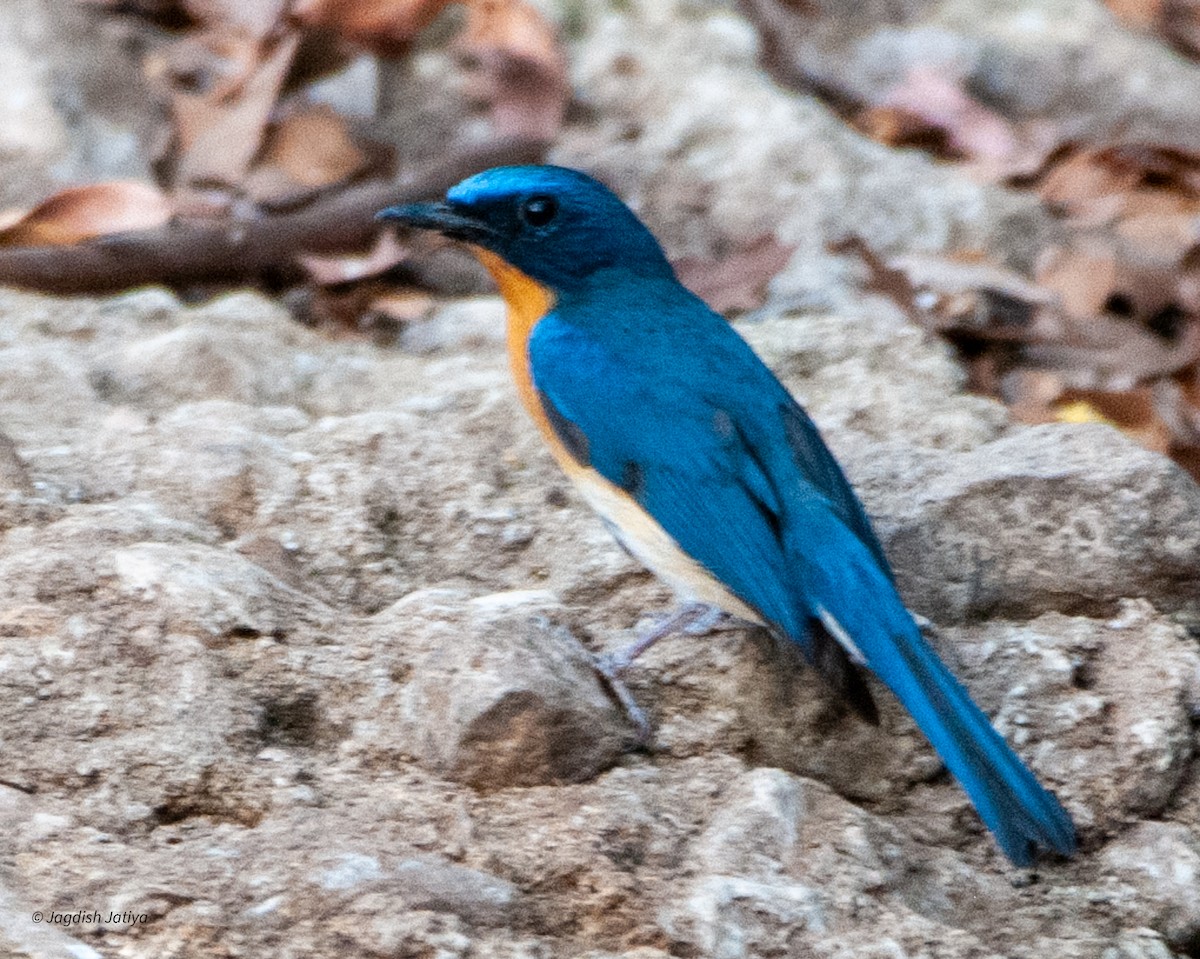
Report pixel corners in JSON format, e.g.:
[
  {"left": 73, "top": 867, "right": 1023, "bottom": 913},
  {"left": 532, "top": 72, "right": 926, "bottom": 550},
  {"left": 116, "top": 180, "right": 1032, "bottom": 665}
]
[{"left": 376, "top": 201, "right": 494, "bottom": 243}]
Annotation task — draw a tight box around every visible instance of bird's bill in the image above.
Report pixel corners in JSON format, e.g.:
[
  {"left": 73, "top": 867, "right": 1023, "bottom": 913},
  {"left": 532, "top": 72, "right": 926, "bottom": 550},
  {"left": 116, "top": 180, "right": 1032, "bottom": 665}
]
[{"left": 375, "top": 201, "right": 495, "bottom": 242}]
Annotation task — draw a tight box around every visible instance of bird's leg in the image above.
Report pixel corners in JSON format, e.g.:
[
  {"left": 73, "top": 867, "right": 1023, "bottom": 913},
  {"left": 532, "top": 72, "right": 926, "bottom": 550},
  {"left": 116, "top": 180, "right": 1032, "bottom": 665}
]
[
  {"left": 603, "top": 601, "right": 723, "bottom": 676},
  {"left": 592, "top": 602, "right": 726, "bottom": 746}
]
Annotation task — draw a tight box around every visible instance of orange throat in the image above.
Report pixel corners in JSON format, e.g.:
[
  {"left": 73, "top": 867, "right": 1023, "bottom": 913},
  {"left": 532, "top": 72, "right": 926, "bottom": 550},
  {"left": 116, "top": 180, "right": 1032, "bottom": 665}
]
[{"left": 470, "top": 247, "right": 569, "bottom": 460}]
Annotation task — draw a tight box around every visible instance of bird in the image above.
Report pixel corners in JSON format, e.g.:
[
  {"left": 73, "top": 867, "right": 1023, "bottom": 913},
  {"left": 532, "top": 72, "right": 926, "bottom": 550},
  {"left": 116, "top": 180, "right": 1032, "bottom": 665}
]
[{"left": 377, "top": 164, "right": 1077, "bottom": 866}]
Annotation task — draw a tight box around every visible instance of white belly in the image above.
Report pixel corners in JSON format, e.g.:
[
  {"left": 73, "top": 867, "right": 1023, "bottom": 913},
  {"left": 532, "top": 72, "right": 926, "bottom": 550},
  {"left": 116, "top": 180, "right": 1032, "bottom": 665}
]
[{"left": 570, "top": 465, "right": 764, "bottom": 625}]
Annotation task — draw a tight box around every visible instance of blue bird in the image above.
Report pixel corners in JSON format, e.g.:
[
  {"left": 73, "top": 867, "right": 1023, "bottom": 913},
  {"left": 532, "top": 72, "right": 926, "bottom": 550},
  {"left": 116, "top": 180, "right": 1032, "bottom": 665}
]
[{"left": 378, "top": 164, "right": 1077, "bottom": 866}]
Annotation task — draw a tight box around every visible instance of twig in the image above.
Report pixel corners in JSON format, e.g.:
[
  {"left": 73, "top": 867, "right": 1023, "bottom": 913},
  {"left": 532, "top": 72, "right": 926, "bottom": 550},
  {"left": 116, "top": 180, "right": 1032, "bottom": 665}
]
[{"left": 0, "top": 136, "right": 548, "bottom": 295}]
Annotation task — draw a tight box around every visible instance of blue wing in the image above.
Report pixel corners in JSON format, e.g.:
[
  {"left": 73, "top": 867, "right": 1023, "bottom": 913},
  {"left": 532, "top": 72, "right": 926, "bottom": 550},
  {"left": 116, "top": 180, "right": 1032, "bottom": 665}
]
[
  {"left": 528, "top": 301, "right": 1075, "bottom": 866},
  {"left": 529, "top": 310, "right": 815, "bottom": 641}
]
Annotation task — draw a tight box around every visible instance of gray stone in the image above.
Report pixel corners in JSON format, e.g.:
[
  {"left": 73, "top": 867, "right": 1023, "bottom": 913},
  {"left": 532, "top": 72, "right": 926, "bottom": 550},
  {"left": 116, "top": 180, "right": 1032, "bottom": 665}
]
[
  {"left": 847, "top": 423, "right": 1200, "bottom": 623},
  {"left": 398, "top": 590, "right": 634, "bottom": 788},
  {"left": 392, "top": 857, "right": 520, "bottom": 926},
  {"left": 1104, "top": 823, "right": 1200, "bottom": 951}
]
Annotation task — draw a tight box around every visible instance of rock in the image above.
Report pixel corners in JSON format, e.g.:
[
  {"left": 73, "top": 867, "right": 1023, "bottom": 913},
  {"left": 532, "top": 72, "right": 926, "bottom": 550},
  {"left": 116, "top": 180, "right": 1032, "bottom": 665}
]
[
  {"left": 744, "top": 0, "right": 1200, "bottom": 154},
  {"left": 940, "top": 603, "right": 1200, "bottom": 838},
  {"left": 695, "top": 767, "right": 806, "bottom": 878},
  {"left": 398, "top": 297, "right": 507, "bottom": 355},
  {"left": 390, "top": 858, "right": 519, "bottom": 926},
  {"left": 0, "top": 0, "right": 157, "bottom": 206},
  {"left": 0, "top": 431, "right": 31, "bottom": 493},
  {"left": 309, "top": 850, "right": 520, "bottom": 926},
  {"left": 1103, "top": 823, "right": 1200, "bottom": 951},
  {"left": 556, "top": 0, "right": 1053, "bottom": 315},
  {"left": 398, "top": 590, "right": 635, "bottom": 788},
  {"left": 664, "top": 875, "right": 827, "bottom": 958},
  {"left": 662, "top": 767, "right": 825, "bottom": 957},
  {"left": 0, "top": 0, "right": 1198, "bottom": 953},
  {"left": 0, "top": 880, "right": 104, "bottom": 959},
  {"left": 1102, "top": 930, "right": 1178, "bottom": 959},
  {"left": 111, "top": 542, "right": 329, "bottom": 643},
  {"left": 848, "top": 423, "right": 1200, "bottom": 622},
  {"left": 330, "top": 907, "right": 472, "bottom": 959},
  {"left": 741, "top": 314, "right": 1009, "bottom": 453}
]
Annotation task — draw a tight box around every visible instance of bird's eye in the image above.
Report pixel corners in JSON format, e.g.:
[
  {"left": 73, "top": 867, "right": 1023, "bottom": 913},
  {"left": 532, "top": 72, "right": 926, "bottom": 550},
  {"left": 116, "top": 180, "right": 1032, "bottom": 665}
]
[{"left": 519, "top": 195, "right": 558, "bottom": 228}]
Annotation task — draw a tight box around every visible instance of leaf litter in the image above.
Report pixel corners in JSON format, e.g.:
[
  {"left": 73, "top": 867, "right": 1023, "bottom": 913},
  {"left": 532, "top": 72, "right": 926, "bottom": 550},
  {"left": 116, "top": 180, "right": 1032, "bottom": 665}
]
[
  {"left": 0, "top": 0, "right": 566, "bottom": 335},
  {"left": 745, "top": 0, "right": 1200, "bottom": 480}
]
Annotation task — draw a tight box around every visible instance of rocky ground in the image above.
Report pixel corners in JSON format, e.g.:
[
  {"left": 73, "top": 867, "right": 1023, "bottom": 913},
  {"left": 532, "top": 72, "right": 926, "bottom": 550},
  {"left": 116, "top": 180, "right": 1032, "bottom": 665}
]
[{"left": 2, "top": 1, "right": 1200, "bottom": 958}]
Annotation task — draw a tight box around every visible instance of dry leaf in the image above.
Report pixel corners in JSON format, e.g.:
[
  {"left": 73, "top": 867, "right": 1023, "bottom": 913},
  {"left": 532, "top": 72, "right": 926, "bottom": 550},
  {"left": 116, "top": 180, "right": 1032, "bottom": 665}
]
[
  {"left": 675, "top": 236, "right": 795, "bottom": 313},
  {"left": 1035, "top": 243, "right": 1120, "bottom": 318},
  {"left": 1104, "top": 0, "right": 1163, "bottom": 28},
  {"left": 298, "top": 229, "right": 410, "bottom": 284},
  {"left": 860, "top": 67, "right": 1018, "bottom": 165},
  {"left": 0, "top": 182, "right": 173, "bottom": 247},
  {"left": 456, "top": 0, "right": 568, "bottom": 140},
  {"left": 1055, "top": 387, "right": 1173, "bottom": 453},
  {"left": 173, "top": 31, "right": 300, "bottom": 189},
  {"left": 244, "top": 105, "right": 373, "bottom": 204},
  {"left": 184, "top": 0, "right": 288, "bottom": 35},
  {"left": 292, "top": 0, "right": 453, "bottom": 56}
]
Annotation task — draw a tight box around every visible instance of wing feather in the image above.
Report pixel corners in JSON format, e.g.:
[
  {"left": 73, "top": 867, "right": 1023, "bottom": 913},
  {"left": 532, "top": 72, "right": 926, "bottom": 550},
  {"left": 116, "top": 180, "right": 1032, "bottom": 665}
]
[{"left": 528, "top": 312, "right": 876, "bottom": 714}]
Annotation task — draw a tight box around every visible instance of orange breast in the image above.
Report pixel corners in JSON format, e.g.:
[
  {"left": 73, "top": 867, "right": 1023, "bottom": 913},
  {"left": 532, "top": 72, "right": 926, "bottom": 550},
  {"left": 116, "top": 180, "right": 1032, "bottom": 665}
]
[
  {"left": 471, "top": 246, "right": 582, "bottom": 473},
  {"left": 468, "top": 246, "right": 762, "bottom": 623}
]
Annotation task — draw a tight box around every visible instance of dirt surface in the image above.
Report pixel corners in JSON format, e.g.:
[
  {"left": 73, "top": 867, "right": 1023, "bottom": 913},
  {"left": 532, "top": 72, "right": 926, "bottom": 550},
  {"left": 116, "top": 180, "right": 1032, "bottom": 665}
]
[{"left": 2, "top": 1, "right": 1200, "bottom": 957}]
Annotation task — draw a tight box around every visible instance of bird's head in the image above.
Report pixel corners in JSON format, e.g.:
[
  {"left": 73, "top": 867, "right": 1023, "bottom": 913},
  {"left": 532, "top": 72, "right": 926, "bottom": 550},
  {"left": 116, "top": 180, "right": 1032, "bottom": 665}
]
[{"left": 377, "top": 165, "right": 674, "bottom": 295}]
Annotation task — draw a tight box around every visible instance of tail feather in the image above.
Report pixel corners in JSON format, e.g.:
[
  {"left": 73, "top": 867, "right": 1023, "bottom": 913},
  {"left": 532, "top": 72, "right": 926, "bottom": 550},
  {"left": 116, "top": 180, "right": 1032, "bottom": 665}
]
[{"left": 794, "top": 518, "right": 1076, "bottom": 865}]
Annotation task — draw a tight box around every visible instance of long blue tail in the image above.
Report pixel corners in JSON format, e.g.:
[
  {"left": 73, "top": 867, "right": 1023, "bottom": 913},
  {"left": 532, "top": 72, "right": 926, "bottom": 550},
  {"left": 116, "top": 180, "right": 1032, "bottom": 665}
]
[{"left": 792, "top": 512, "right": 1077, "bottom": 866}]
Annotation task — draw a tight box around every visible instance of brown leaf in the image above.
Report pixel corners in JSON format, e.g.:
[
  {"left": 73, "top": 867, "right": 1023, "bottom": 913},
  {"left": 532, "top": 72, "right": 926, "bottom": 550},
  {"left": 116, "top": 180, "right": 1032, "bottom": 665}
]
[
  {"left": 0, "top": 137, "right": 547, "bottom": 295},
  {"left": 183, "top": 0, "right": 288, "bottom": 35},
  {"left": 1055, "top": 387, "right": 1173, "bottom": 454},
  {"left": 172, "top": 31, "right": 300, "bottom": 189},
  {"left": 1039, "top": 145, "right": 1200, "bottom": 223},
  {"left": 885, "top": 251, "right": 1052, "bottom": 335},
  {"left": 1037, "top": 152, "right": 1133, "bottom": 224},
  {"left": 0, "top": 182, "right": 173, "bottom": 248},
  {"left": 860, "top": 67, "right": 1019, "bottom": 165},
  {"left": 1104, "top": 0, "right": 1163, "bottom": 29},
  {"left": 456, "top": 0, "right": 568, "bottom": 140},
  {"left": 1022, "top": 315, "right": 1200, "bottom": 390},
  {"left": 1005, "top": 368, "right": 1067, "bottom": 423},
  {"left": 291, "top": 0, "right": 453, "bottom": 56},
  {"left": 1035, "top": 243, "right": 1120, "bottom": 318},
  {"left": 244, "top": 105, "right": 373, "bottom": 204},
  {"left": 1163, "top": 0, "right": 1200, "bottom": 57},
  {"left": 297, "top": 229, "right": 410, "bottom": 285},
  {"left": 83, "top": 0, "right": 286, "bottom": 34},
  {"left": 675, "top": 236, "right": 795, "bottom": 313}
]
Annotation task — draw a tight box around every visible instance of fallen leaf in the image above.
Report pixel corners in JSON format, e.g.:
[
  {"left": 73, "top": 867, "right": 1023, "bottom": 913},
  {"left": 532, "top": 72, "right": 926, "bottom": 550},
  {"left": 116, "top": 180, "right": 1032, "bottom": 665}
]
[
  {"left": 79, "top": 0, "right": 191, "bottom": 25},
  {"left": 244, "top": 105, "right": 374, "bottom": 205},
  {"left": 1104, "top": 0, "right": 1163, "bottom": 29},
  {"left": 172, "top": 31, "right": 301, "bottom": 190},
  {"left": 184, "top": 0, "right": 288, "bottom": 35},
  {"left": 370, "top": 290, "right": 437, "bottom": 322},
  {"left": 675, "top": 235, "right": 795, "bottom": 313},
  {"left": 1035, "top": 243, "right": 1120, "bottom": 318},
  {"left": 456, "top": 0, "right": 568, "bottom": 140},
  {"left": 0, "top": 182, "right": 173, "bottom": 247},
  {"left": 1055, "top": 387, "right": 1173, "bottom": 453},
  {"left": 859, "top": 67, "right": 1019, "bottom": 165},
  {"left": 827, "top": 236, "right": 923, "bottom": 323},
  {"left": 292, "top": 0, "right": 453, "bottom": 56},
  {"left": 886, "top": 251, "right": 1052, "bottom": 334},
  {"left": 298, "top": 229, "right": 410, "bottom": 284}
]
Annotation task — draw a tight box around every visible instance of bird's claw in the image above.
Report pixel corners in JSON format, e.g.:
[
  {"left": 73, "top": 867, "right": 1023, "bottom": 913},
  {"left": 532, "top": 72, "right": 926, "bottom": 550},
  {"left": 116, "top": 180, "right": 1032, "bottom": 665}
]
[{"left": 592, "top": 653, "right": 652, "bottom": 747}]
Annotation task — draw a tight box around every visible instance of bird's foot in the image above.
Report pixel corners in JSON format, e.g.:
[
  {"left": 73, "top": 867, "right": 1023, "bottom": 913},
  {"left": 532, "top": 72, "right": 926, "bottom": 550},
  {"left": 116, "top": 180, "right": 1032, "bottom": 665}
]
[
  {"left": 591, "top": 602, "right": 724, "bottom": 747},
  {"left": 592, "top": 655, "right": 653, "bottom": 748},
  {"left": 599, "top": 602, "right": 722, "bottom": 677}
]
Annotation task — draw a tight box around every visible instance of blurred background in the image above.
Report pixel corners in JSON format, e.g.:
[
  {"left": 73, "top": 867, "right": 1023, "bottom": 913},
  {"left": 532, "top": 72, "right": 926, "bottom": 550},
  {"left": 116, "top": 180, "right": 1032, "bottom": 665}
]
[{"left": 5, "top": 0, "right": 1200, "bottom": 474}]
